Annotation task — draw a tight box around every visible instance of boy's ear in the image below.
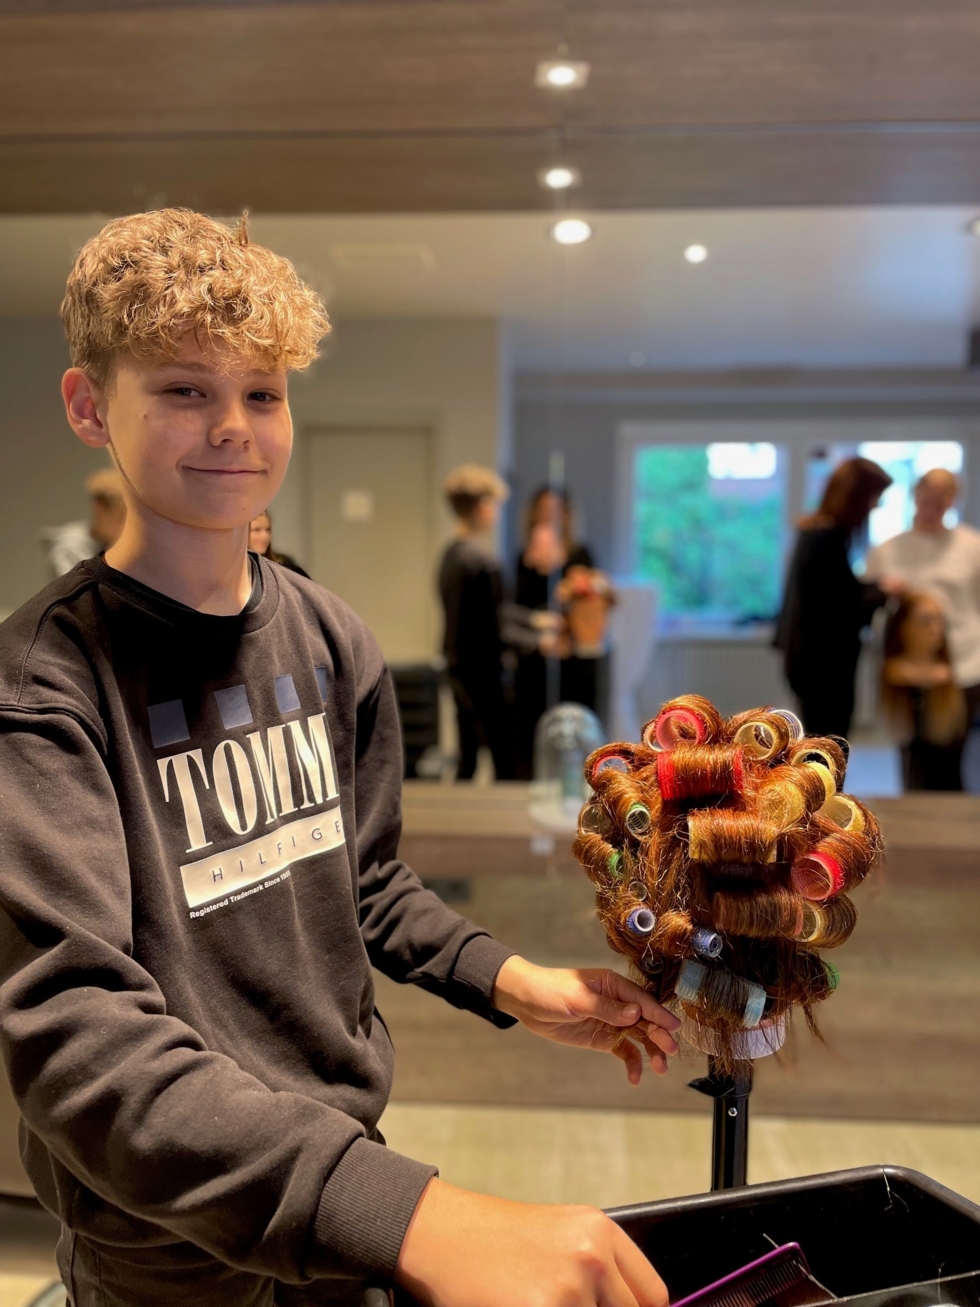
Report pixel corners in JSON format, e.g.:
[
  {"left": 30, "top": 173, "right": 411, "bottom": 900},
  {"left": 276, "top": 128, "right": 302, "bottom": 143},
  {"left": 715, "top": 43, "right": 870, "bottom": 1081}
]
[{"left": 62, "top": 368, "right": 110, "bottom": 449}]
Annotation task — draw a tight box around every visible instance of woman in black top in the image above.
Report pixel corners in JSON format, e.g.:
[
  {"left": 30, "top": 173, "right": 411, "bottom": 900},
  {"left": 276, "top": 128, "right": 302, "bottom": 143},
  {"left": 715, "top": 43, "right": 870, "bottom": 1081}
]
[
  {"left": 513, "top": 488, "right": 596, "bottom": 777},
  {"left": 775, "top": 456, "right": 897, "bottom": 738},
  {"left": 248, "top": 510, "right": 311, "bottom": 578}
]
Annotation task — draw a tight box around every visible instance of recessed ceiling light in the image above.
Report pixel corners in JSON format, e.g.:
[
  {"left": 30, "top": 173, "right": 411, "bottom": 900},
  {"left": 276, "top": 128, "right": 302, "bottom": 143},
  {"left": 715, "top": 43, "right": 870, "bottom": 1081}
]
[
  {"left": 539, "top": 165, "right": 581, "bottom": 190},
  {"left": 535, "top": 60, "right": 591, "bottom": 89},
  {"left": 968, "top": 217, "right": 980, "bottom": 236},
  {"left": 552, "top": 218, "right": 592, "bottom": 245},
  {"left": 684, "top": 244, "right": 709, "bottom": 264}
]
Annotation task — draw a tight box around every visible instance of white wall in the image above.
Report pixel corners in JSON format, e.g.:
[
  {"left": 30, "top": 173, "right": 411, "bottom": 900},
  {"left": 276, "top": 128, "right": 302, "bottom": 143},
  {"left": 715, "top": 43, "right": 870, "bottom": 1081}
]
[
  {"left": 271, "top": 319, "right": 507, "bottom": 644},
  {"left": 276, "top": 317, "right": 504, "bottom": 557},
  {"left": 0, "top": 318, "right": 114, "bottom": 615}
]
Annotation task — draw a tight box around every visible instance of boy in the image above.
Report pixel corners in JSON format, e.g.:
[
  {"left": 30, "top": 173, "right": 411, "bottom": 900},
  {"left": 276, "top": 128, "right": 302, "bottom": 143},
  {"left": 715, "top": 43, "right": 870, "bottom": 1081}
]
[
  {"left": 438, "top": 464, "right": 513, "bottom": 780},
  {"left": 0, "top": 210, "right": 678, "bottom": 1307}
]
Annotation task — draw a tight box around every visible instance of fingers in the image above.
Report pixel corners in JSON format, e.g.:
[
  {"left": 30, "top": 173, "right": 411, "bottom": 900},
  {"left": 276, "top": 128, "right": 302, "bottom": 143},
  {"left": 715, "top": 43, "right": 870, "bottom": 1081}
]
[
  {"left": 578, "top": 984, "right": 644, "bottom": 1028},
  {"left": 601, "top": 972, "right": 682, "bottom": 1033},
  {"left": 611, "top": 1037, "right": 644, "bottom": 1085},
  {"left": 615, "top": 1028, "right": 669, "bottom": 1078},
  {"left": 637, "top": 1019, "right": 680, "bottom": 1059},
  {"left": 612, "top": 1224, "right": 670, "bottom": 1307},
  {"left": 597, "top": 1261, "right": 641, "bottom": 1307}
]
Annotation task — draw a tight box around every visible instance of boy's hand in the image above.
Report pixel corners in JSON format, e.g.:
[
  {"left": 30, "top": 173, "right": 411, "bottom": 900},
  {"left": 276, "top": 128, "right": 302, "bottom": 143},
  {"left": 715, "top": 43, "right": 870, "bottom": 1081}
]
[
  {"left": 491, "top": 957, "right": 680, "bottom": 1083},
  {"left": 396, "top": 1179, "right": 669, "bottom": 1307}
]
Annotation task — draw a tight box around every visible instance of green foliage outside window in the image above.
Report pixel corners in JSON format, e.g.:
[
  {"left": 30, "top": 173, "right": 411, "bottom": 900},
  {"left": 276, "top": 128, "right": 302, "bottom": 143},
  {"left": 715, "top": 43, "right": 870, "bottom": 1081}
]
[{"left": 634, "top": 445, "right": 784, "bottom": 622}]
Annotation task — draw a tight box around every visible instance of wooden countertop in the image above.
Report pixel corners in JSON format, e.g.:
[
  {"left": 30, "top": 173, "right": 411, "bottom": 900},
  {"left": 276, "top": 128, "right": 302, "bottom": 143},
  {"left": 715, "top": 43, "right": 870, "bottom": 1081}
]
[{"left": 401, "top": 781, "right": 980, "bottom": 851}]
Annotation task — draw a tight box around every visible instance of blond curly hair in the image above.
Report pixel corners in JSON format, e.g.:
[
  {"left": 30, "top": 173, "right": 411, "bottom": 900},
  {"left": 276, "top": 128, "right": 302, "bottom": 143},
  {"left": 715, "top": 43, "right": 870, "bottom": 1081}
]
[{"left": 61, "top": 208, "right": 330, "bottom": 386}]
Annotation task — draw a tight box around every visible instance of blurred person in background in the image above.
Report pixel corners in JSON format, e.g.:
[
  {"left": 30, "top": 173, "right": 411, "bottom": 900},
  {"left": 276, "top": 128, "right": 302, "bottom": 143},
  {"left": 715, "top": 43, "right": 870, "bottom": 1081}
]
[
  {"left": 776, "top": 456, "right": 902, "bottom": 737},
  {"left": 866, "top": 468, "right": 980, "bottom": 727},
  {"left": 42, "top": 467, "right": 126, "bottom": 577},
  {"left": 438, "top": 464, "right": 515, "bottom": 781},
  {"left": 512, "top": 487, "right": 611, "bottom": 777},
  {"left": 882, "top": 591, "right": 968, "bottom": 791},
  {"left": 248, "top": 508, "right": 310, "bottom": 577}
]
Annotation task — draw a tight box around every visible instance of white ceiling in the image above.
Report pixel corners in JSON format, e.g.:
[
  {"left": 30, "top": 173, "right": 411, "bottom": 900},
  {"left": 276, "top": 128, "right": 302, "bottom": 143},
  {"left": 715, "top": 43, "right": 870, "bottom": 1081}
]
[{"left": 2, "top": 207, "right": 980, "bottom": 371}]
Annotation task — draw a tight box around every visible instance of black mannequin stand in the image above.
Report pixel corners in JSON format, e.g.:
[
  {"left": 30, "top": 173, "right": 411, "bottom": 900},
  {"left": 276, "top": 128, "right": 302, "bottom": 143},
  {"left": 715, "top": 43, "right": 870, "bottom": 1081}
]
[{"left": 689, "top": 1058, "right": 753, "bottom": 1190}]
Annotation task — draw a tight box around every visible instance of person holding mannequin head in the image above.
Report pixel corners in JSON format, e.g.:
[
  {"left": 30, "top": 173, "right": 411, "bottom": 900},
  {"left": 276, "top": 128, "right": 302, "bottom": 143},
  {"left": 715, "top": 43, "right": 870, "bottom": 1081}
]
[
  {"left": 866, "top": 468, "right": 980, "bottom": 729},
  {"left": 776, "top": 456, "right": 903, "bottom": 738},
  {"left": 248, "top": 508, "right": 310, "bottom": 577},
  {"left": 513, "top": 487, "right": 600, "bottom": 778}
]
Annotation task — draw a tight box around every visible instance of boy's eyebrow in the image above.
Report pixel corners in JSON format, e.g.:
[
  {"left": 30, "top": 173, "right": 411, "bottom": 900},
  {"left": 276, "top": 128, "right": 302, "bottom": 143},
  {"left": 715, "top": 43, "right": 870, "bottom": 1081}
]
[{"left": 153, "top": 359, "right": 285, "bottom": 379}]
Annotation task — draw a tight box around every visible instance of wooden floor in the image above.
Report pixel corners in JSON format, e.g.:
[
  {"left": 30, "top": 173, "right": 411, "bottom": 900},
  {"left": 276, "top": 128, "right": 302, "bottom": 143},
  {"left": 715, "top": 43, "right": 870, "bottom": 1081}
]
[{"left": 385, "top": 786, "right": 980, "bottom": 1124}]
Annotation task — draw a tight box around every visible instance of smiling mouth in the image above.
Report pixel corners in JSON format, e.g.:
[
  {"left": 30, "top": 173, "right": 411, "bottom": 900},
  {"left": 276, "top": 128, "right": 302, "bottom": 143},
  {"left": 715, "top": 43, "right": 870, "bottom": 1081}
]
[{"left": 185, "top": 467, "right": 263, "bottom": 475}]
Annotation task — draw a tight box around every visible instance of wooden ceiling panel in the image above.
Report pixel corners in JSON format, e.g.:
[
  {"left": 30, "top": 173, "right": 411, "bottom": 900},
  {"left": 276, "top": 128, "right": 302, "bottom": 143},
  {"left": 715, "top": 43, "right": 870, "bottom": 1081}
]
[
  {"left": 0, "top": 5, "right": 562, "bottom": 136},
  {"left": 4, "top": 128, "right": 980, "bottom": 215},
  {"left": 2, "top": 1, "right": 980, "bottom": 212}
]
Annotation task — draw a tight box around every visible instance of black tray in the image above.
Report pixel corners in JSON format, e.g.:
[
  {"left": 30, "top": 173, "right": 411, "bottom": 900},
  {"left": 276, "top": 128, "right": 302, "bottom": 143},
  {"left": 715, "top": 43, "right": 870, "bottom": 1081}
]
[{"left": 609, "top": 1165, "right": 980, "bottom": 1306}]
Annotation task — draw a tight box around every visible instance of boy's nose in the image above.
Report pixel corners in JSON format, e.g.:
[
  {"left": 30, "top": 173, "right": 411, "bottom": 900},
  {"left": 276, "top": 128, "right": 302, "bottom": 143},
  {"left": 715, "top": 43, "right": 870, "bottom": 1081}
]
[{"left": 208, "top": 403, "right": 252, "bottom": 444}]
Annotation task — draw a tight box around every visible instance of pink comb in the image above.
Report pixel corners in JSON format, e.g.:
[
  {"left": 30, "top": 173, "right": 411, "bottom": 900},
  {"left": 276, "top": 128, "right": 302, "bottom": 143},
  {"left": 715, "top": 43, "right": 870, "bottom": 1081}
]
[{"left": 671, "top": 1242, "right": 822, "bottom": 1307}]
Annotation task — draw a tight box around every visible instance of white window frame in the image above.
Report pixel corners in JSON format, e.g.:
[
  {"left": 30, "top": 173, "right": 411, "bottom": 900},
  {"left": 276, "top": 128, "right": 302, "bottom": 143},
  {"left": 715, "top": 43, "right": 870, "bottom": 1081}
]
[{"left": 614, "top": 416, "right": 980, "bottom": 585}]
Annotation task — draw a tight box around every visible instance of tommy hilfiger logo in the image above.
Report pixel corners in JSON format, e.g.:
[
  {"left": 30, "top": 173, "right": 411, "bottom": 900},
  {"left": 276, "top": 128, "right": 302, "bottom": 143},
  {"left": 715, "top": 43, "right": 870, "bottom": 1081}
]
[{"left": 149, "top": 669, "right": 344, "bottom": 912}]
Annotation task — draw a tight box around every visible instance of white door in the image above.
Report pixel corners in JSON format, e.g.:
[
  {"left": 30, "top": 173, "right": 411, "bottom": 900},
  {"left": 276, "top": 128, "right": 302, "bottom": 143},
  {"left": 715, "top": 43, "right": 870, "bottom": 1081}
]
[{"left": 307, "top": 427, "right": 436, "bottom": 663}]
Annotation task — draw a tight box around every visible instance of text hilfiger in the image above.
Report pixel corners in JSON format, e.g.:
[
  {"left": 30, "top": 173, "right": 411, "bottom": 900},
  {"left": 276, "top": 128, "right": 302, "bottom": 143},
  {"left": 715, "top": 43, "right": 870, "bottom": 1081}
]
[{"left": 182, "top": 813, "right": 343, "bottom": 909}]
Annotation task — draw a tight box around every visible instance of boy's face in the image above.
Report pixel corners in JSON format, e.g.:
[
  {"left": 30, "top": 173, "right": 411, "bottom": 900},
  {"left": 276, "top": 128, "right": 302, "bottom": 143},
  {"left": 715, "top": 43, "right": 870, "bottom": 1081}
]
[{"left": 65, "top": 338, "right": 292, "bottom": 534}]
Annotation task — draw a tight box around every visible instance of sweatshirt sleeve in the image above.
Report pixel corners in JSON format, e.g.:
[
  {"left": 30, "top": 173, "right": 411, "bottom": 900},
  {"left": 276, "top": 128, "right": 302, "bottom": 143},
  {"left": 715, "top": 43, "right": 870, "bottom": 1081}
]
[
  {"left": 0, "top": 706, "right": 436, "bottom": 1283},
  {"left": 353, "top": 661, "right": 517, "bottom": 1027}
]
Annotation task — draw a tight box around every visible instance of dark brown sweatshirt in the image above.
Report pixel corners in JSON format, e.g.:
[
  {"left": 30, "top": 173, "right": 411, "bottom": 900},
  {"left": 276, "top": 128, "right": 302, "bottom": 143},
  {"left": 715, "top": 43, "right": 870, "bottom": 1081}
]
[{"left": 0, "top": 555, "right": 515, "bottom": 1287}]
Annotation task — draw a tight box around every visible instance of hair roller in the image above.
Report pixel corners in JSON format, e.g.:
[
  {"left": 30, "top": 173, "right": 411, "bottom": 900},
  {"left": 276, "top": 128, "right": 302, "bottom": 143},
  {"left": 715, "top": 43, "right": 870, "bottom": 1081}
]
[
  {"left": 818, "top": 794, "right": 867, "bottom": 834},
  {"left": 641, "top": 694, "right": 725, "bottom": 751},
  {"left": 790, "top": 823, "right": 874, "bottom": 900},
  {"left": 757, "top": 775, "right": 804, "bottom": 826},
  {"left": 625, "top": 803, "right": 654, "bottom": 838},
  {"left": 788, "top": 738, "right": 847, "bottom": 793},
  {"left": 687, "top": 809, "right": 780, "bottom": 865},
  {"left": 578, "top": 801, "right": 613, "bottom": 838},
  {"left": 625, "top": 906, "right": 656, "bottom": 937},
  {"left": 712, "top": 887, "right": 804, "bottom": 939},
  {"left": 675, "top": 959, "right": 768, "bottom": 1029},
  {"left": 813, "top": 827, "right": 875, "bottom": 889},
  {"left": 657, "top": 744, "right": 746, "bottom": 801},
  {"left": 799, "top": 895, "right": 857, "bottom": 949},
  {"left": 590, "top": 769, "right": 662, "bottom": 840},
  {"left": 772, "top": 709, "right": 804, "bottom": 741},
  {"left": 571, "top": 832, "right": 624, "bottom": 888},
  {"left": 585, "top": 744, "right": 639, "bottom": 789},
  {"left": 790, "top": 849, "right": 844, "bottom": 900},
  {"left": 651, "top": 909, "right": 724, "bottom": 960},
  {"left": 705, "top": 862, "right": 769, "bottom": 884},
  {"left": 730, "top": 711, "right": 791, "bottom": 762}
]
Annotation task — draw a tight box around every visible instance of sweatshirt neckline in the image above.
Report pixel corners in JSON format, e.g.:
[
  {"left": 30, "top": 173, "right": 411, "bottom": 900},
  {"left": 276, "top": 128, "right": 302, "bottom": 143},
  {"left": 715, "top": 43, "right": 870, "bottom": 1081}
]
[{"left": 83, "top": 552, "right": 280, "bottom": 635}]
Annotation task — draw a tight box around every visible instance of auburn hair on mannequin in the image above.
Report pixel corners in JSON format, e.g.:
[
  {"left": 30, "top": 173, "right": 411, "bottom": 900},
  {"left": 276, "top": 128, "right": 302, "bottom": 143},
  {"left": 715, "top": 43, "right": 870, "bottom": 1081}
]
[{"left": 573, "top": 695, "right": 881, "bottom": 1068}]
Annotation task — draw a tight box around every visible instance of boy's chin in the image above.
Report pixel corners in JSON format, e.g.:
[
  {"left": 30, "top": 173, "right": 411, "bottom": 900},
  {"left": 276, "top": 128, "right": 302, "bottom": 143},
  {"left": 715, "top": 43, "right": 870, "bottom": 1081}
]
[{"left": 149, "top": 504, "right": 261, "bottom": 534}]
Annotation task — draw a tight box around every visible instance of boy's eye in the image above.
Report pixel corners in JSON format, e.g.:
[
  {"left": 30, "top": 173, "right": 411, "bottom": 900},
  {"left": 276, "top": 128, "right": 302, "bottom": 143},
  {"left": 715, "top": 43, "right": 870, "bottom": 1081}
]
[
  {"left": 167, "top": 386, "right": 203, "bottom": 398},
  {"left": 249, "top": 390, "right": 279, "bottom": 403}
]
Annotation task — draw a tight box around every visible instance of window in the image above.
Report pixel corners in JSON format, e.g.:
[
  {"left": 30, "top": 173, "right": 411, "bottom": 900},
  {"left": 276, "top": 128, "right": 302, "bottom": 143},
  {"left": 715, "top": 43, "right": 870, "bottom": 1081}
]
[
  {"left": 632, "top": 443, "right": 787, "bottom": 626},
  {"left": 805, "top": 439, "right": 964, "bottom": 564}
]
